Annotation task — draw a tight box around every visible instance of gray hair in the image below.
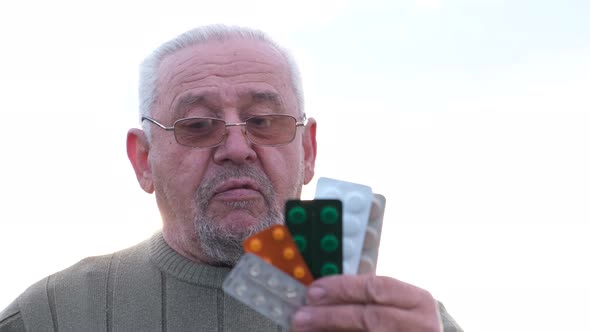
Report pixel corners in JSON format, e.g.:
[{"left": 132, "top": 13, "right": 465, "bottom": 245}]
[{"left": 138, "top": 24, "right": 304, "bottom": 125}]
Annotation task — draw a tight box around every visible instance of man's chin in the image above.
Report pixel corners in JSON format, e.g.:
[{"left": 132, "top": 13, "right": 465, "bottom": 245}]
[
  {"left": 217, "top": 213, "right": 267, "bottom": 233},
  {"left": 195, "top": 201, "right": 282, "bottom": 266}
]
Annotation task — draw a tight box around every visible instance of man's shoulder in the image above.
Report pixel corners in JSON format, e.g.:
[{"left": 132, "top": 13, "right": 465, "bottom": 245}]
[
  {"left": 438, "top": 301, "right": 464, "bottom": 332},
  {"left": 42, "top": 235, "right": 153, "bottom": 287},
  {"left": 0, "top": 235, "right": 155, "bottom": 329},
  {"left": 0, "top": 253, "right": 111, "bottom": 321},
  {"left": 0, "top": 297, "right": 25, "bottom": 331}
]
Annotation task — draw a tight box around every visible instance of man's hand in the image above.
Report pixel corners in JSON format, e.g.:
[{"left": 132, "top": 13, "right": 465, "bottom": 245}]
[{"left": 290, "top": 274, "right": 442, "bottom": 332}]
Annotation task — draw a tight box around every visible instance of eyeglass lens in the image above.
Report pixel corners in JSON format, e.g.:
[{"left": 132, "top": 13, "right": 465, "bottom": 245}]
[{"left": 174, "top": 115, "right": 298, "bottom": 147}]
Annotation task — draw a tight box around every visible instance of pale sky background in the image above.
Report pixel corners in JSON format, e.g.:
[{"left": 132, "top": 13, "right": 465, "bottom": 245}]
[{"left": 1, "top": 0, "right": 589, "bottom": 331}]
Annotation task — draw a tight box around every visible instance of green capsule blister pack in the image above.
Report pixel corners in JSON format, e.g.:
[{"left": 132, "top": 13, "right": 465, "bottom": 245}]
[{"left": 285, "top": 199, "right": 343, "bottom": 279}]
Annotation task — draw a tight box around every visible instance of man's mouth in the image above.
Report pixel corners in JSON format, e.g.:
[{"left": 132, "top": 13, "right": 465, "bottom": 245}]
[{"left": 212, "top": 178, "right": 263, "bottom": 201}]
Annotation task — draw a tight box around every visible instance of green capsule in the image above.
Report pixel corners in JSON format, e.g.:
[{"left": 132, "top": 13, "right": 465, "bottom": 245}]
[
  {"left": 320, "top": 234, "right": 339, "bottom": 253},
  {"left": 293, "top": 235, "right": 307, "bottom": 253},
  {"left": 320, "top": 206, "right": 339, "bottom": 224},
  {"left": 320, "top": 262, "right": 340, "bottom": 276},
  {"left": 287, "top": 206, "right": 307, "bottom": 224}
]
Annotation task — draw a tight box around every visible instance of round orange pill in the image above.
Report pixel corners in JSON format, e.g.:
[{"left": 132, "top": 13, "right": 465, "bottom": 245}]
[
  {"left": 283, "top": 247, "right": 295, "bottom": 260},
  {"left": 293, "top": 266, "right": 305, "bottom": 279},
  {"left": 249, "top": 238, "right": 262, "bottom": 252},
  {"left": 272, "top": 227, "right": 285, "bottom": 240}
]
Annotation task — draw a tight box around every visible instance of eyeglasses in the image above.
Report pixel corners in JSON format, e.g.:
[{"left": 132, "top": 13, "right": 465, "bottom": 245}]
[{"left": 141, "top": 114, "right": 306, "bottom": 148}]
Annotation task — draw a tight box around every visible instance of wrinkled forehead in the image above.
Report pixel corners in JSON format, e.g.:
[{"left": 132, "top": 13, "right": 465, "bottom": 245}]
[{"left": 156, "top": 39, "right": 295, "bottom": 118}]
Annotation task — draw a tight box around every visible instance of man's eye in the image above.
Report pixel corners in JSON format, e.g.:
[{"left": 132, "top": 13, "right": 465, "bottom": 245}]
[
  {"left": 183, "top": 119, "right": 214, "bottom": 130},
  {"left": 249, "top": 117, "right": 272, "bottom": 128}
]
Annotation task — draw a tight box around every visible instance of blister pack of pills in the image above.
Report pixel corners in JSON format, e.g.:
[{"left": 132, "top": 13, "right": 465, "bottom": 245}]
[
  {"left": 285, "top": 199, "right": 343, "bottom": 278},
  {"left": 243, "top": 224, "right": 314, "bottom": 285},
  {"left": 222, "top": 253, "right": 308, "bottom": 329},
  {"left": 357, "top": 193, "right": 387, "bottom": 274},
  {"left": 223, "top": 178, "right": 387, "bottom": 328},
  {"left": 314, "top": 177, "right": 374, "bottom": 274}
]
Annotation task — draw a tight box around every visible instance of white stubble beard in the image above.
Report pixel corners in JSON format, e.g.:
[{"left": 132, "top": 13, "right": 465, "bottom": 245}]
[{"left": 192, "top": 164, "right": 304, "bottom": 266}]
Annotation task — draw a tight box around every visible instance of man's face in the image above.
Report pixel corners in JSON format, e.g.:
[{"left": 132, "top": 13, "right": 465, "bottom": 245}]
[{"left": 128, "top": 38, "right": 317, "bottom": 266}]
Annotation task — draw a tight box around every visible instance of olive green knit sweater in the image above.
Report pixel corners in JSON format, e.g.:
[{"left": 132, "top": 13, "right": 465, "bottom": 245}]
[
  {"left": 0, "top": 232, "right": 284, "bottom": 331},
  {"left": 0, "top": 232, "right": 462, "bottom": 331}
]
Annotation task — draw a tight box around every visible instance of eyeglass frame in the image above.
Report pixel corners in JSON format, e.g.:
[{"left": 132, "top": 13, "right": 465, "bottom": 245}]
[{"left": 141, "top": 113, "right": 307, "bottom": 148}]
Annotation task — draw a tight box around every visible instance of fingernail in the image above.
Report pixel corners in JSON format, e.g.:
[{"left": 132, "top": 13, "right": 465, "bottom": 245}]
[
  {"left": 292, "top": 308, "right": 311, "bottom": 329},
  {"left": 308, "top": 286, "right": 326, "bottom": 302}
]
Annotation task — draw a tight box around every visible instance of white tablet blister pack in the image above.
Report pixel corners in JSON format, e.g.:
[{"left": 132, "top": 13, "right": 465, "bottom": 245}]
[
  {"left": 314, "top": 177, "right": 373, "bottom": 274},
  {"left": 222, "top": 253, "right": 308, "bottom": 329},
  {"left": 357, "top": 193, "right": 387, "bottom": 274}
]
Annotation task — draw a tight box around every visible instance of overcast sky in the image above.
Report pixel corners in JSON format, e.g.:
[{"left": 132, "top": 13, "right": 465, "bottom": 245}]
[{"left": 1, "top": 1, "right": 589, "bottom": 331}]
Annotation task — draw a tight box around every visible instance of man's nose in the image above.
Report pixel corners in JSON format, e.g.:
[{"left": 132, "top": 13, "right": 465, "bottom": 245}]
[{"left": 212, "top": 125, "right": 257, "bottom": 164}]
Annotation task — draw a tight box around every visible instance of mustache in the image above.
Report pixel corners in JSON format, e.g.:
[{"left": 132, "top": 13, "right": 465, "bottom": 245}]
[{"left": 196, "top": 165, "right": 275, "bottom": 207}]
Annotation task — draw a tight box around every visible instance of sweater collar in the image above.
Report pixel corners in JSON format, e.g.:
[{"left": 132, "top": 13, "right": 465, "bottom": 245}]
[{"left": 149, "top": 231, "right": 232, "bottom": 288}]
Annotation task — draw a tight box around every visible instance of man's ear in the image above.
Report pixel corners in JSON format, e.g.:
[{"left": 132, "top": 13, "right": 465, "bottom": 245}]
[
  {"left": 127, "top": 128, "right": 154, "bottom": 193},
  {"left": 302, "top": 118, "right": 317, "bottom": 185}
]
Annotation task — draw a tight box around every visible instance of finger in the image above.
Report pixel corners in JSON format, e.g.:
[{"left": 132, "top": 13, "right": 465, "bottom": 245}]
[
  {"left": 306, "top": 274, "right": 433, "bottom": 309},
  {"left": 291, "top": 303, "right": 442, "bottom": 332}
]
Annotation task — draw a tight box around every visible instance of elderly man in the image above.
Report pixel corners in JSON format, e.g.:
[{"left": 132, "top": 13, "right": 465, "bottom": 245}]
[{"left": 0, "top": 25, "right": 462, "bottom": 331}]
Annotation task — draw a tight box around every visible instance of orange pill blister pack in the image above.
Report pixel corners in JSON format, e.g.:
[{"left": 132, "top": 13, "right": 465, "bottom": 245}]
[{"left": 243, "top": 224, "right": 314, "bottom": 286}]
